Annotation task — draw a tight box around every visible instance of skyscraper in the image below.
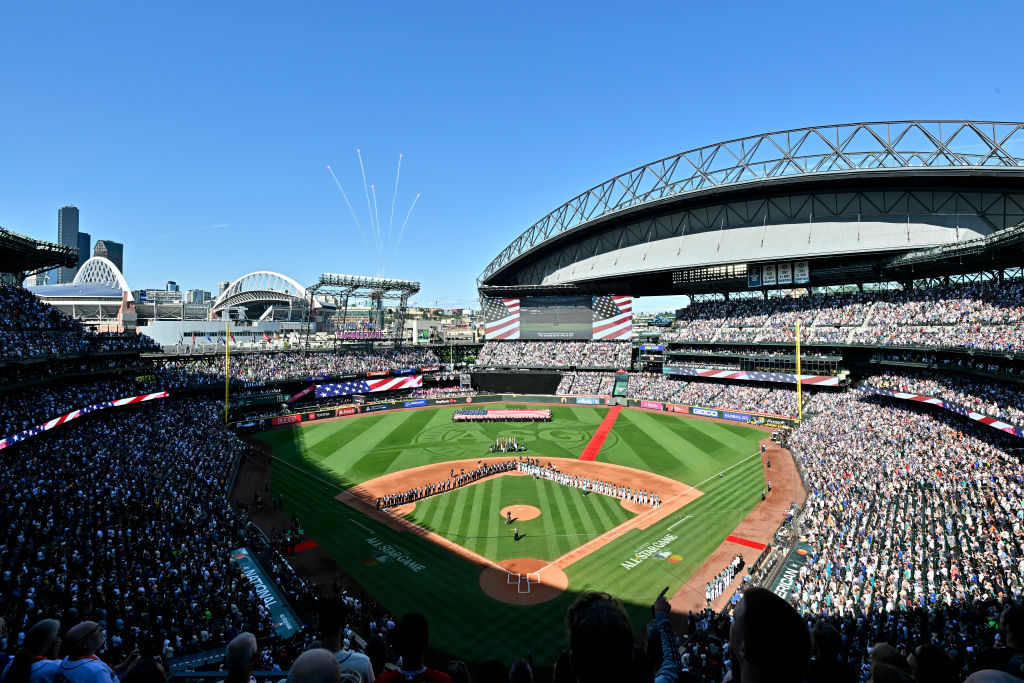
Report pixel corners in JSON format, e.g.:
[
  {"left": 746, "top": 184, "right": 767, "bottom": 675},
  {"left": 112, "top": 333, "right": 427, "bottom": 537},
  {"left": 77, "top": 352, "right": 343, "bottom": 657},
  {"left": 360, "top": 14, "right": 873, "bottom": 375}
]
[
  {"left": 57, "top": 206, "right": 80, "bottom": 284},
  {"left": 94, "top": 240, "right": 124, "bottom": 273},
  {"left": 78, "top": 232, "right": 91, "bottom": 275}
]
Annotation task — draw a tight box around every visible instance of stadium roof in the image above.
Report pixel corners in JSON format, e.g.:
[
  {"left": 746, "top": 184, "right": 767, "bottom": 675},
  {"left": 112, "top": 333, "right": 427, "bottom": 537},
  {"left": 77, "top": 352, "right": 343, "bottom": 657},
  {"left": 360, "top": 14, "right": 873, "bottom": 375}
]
[
  {"left": 479, "top": 121, "right": 1024, "bottom": 294},
  {"left": 0, "top": 227, "right": 77, "bottom": 276},
  {"left": 28, "top": 282, "right": 125, "bottom": 298}
]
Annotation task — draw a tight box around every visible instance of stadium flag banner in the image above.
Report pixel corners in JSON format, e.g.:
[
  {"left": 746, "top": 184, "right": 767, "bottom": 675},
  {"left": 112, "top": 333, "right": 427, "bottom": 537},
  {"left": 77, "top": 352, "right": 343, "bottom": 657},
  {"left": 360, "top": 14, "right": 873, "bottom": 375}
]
[
  {"left": 747, "top": 265, "right": 762, "bottom": 288},
  {"left": 794, "top": 260, "right": 810, "bottom": 284},
  {"left": 777, "top": 262, "right": 793, "bottom": 285},
  {"left": 316, "top": 375, "right": 423, "bottom": 399},
  {"left": 288, "top": 385, "right": 316, "bottom": 403},
  {"left": 592, "top": 295, "right": 633, "bottom": 340},
  {"left": 0, "top": 391, "right": 169, "bottom": 451},
  {"left": 483, "top": 298, "right": 521, "bottom": 340},
  {"left": 663, "top": 367, "right": 840, "bottom": 386},
  {"left": 771, "top": 542, "right": 812, "bottom": 600},
  {"left": 859, "top": 387, "right": 1024, "bottom": 438},
  {"left": 762, "top": 263, "right": 777, "bottom": 286},
  {"left": 229, "top": 548, "right": 300, "bottom": 637}
]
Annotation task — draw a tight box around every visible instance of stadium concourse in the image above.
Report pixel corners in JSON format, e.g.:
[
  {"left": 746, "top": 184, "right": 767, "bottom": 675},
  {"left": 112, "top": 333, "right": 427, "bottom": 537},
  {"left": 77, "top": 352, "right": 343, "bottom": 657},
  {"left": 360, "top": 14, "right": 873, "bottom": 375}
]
[{"left": 4, "top": 282, "right": 1024, "bottom": 682}]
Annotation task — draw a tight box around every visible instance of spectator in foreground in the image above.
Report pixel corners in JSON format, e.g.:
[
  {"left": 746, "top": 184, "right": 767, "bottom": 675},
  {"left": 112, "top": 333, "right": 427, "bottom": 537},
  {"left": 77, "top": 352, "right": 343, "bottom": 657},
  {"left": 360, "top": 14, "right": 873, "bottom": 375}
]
[
  {"left": 58, "top": 622, "right": 138, "bottom": 683},
  {"left": 375, "top": 613, "right": 451, "bottom": 683},
  {"left": 2, "top": 619, "right": 62, "bottom": 683},
  {"left": 804, "top": 622, "right": 856, "bottom": 683},
  {"left": 726, "top": 587, "right": 811, "bottom": 683},
  {"left": 318, "top": 598, "right": 375, "bottom": 683},
  {"left": 565, "top": 591, "right": 633, "bottom": 683},
  {"left": 973, "top": 604, "right": 1024, "bottom": 680},
  {"left": 225, "top": 633, "right": 259, "bottom": 683},
  {"left": 289, "top": 649, "right": 343, "bottom": 683}
]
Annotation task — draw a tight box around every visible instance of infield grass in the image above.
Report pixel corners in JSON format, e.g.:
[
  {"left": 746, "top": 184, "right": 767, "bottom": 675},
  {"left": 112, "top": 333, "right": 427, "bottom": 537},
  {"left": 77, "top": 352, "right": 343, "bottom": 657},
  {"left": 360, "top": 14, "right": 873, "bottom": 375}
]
[{"left": 260, "top": 404, "right": 765, "bottom": 664}]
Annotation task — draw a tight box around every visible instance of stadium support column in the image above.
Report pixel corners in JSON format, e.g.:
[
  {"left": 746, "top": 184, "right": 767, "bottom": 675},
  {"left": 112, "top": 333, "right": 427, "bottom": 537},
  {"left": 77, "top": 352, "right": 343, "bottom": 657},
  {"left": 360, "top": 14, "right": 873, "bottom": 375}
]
[
  {"left": 393, "top": 291, "right": 411, "bottom": 348},
  {"left": 795, "top": 320, "right": 802, "bottom": 423},
  {"left": 224, "top": 321, "right": 231, "bottom": 424}
]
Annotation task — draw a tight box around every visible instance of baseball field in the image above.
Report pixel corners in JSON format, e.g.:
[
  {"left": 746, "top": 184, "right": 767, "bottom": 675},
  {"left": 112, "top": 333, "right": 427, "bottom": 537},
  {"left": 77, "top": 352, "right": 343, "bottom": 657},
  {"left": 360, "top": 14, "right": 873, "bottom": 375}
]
[{"left": 259, "top": 403, "right": 770, "bottom": 663}]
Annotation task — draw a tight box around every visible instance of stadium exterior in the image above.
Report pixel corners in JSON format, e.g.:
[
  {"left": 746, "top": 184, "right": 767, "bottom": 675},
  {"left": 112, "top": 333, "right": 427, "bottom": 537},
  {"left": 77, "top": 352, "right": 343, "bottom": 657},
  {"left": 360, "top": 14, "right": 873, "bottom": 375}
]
[{"left": 479, "top": 121, "right": 1024, "bottom": 297}]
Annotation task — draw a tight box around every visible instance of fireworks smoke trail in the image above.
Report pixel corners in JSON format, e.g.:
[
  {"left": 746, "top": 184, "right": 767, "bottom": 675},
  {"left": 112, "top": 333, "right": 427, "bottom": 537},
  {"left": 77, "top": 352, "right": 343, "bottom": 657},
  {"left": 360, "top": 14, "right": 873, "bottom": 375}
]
[
  {"left": 371, "top": 184, "right": 384, "bottom": 271},
  {"left": 356, "top": 149, "right": 382, "bottom": 264},
  {"left": 389, "top": 193, "right": 421, "bottom": 270},
  {"left": 326, "top": 165, "right": 372, "bottom": 254},
  {"left": 387, "top": 154, "right": 402, "bottom": 259}
]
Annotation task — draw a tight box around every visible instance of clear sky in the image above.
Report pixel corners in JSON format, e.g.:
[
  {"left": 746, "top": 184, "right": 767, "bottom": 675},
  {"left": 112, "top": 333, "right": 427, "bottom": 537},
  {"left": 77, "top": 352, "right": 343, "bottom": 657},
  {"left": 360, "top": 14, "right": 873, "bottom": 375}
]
[{"left": 2, "top": 1, "right": 1022, "bottom": 311}]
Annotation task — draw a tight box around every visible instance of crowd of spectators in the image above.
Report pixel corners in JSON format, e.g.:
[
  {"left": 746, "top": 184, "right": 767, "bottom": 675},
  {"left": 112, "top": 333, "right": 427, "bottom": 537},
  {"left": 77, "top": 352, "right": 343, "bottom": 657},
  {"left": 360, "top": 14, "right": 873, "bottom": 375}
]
[
  {"left": 0, "top": 284, "right": 159, "bottom": 360},
  {"left": 555, "top": 372, "right": 616, "bottom": 396},
  {"left": 475, "top": 341, "right": 630, "bottom": 368},
  {"left": 0, "top": 397, "right": 302, "bottom": 663},
  {"left": 0, "top": 377, "right": 151, "bottom": 435},
  {"left": 658, "top": 281, "right": 1024, "bottom": 352},
  {"left": 781, "top": 391, "right": 1024, "bottom": 678},
  {"left": 861, "top": 370, "right": 1024, "bottom": 429},
  {"left": 626, "top": 373, "right": 807, "bottom": 416},
  {"left": 156, "top": 349, "right": 441, "bottom": 386}
]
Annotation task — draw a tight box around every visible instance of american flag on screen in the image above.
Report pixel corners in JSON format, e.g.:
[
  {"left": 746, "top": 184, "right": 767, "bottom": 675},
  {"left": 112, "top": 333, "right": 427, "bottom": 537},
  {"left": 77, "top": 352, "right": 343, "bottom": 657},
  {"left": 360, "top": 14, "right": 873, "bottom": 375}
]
[
  {"left": 592, "top": 295, "right": 633, "bottom": 339},
  {"left": 315, "top": 375, "right": 423, "bottom": 398},
  {"left": 483, "top": 298, "right": 520, "bottom": 340}
]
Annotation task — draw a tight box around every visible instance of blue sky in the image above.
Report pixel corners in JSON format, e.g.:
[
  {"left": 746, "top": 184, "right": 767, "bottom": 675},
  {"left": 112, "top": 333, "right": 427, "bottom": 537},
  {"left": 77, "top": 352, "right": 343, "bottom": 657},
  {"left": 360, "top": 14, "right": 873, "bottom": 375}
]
[{"left": 2, "top": 1, "right": 1022, "bottom": 311}]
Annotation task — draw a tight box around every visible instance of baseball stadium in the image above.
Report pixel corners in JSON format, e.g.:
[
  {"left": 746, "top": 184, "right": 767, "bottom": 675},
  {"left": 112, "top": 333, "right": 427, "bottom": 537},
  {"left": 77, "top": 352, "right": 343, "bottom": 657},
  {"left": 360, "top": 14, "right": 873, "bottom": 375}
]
[{"left": 4, "top": 121, "right": 1024, "bottom": 683}]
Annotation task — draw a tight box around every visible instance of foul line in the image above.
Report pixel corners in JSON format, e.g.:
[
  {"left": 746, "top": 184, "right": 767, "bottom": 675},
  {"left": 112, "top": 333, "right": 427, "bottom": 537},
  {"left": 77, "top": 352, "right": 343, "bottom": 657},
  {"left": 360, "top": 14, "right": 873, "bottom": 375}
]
[
  {"left": 535, "top": 451, "right": 763, "bottom": 576},
  {"left": 667, "top": 515, "right": 693, "bottom": 530},
  {"left": 579, "top": 406, "right": 622, "bottom": 461}
]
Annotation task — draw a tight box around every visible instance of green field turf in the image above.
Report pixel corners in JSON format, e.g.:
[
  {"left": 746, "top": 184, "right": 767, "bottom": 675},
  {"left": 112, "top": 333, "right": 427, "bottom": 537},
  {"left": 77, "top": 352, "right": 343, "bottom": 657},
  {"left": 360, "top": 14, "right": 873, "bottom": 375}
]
[
  {"left": 408, "top": 475, "right": 634, "bottom": 562},
  {"left": 259, "top": 404, "right": 766, "bottom": 664}
]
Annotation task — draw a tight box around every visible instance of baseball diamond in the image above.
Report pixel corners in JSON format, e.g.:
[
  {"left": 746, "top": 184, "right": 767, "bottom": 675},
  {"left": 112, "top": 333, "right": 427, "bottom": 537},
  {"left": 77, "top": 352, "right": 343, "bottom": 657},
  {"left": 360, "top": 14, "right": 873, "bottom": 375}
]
[{"left": 259, "top": 402, "right": 797, "bottom": 663}]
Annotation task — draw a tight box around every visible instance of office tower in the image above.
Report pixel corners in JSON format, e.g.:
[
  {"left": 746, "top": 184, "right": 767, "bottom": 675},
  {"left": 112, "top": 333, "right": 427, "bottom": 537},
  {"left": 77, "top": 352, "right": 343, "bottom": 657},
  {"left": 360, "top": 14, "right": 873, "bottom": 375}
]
[
  {"left": 94, "top": 240, "right": 124, "bottom": 273},
  {"left": 78, "top": 232, "right": 91, "bottom": 275},
  {"left": 166, "top": 281, "right": 179, "bottom": 292},
  {"left": 218, "top": 281, "right": 229, "bottom": 296},
  {"left": 57, "top": 206, "right": 80, "bottom": 283}
]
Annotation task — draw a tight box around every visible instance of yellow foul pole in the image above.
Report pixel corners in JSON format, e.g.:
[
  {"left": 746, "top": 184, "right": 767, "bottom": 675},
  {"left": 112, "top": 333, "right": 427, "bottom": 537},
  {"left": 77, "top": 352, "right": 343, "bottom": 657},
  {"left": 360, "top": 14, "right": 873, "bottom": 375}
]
[
  {"left": 224, "top": 322, "right": 231, "bottom": 424},
  {"left": 795, "top": 320, "right": 802, "bottom": 423}
]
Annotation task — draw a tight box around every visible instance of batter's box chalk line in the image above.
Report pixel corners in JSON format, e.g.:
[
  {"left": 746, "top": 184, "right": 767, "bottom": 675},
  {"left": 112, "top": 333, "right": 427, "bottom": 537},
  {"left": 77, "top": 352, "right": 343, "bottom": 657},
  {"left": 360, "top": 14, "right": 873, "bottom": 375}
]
[{"left": 506, "top": 571, "right": 540, "bottom": 593}]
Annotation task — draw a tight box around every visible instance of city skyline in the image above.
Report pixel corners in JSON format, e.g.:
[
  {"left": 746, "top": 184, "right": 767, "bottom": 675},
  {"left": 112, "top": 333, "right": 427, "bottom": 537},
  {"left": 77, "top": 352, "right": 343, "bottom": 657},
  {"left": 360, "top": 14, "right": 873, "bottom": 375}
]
[{"left": 4, "top": 2, "right": 1024, "bottom": 311}]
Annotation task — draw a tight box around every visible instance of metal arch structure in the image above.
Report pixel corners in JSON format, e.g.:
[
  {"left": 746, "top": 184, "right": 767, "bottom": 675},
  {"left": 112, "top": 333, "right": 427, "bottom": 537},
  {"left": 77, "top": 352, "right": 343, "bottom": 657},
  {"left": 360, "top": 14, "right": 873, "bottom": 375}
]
[
  {"left": 211, "top": 271, "right": 320, "bottom": 319},
  {"left": 73, "top": 256, "right": 134, "bottom": 302},
  {"left": 479, "top": 120, "right": 1024, "bottom": 286}
]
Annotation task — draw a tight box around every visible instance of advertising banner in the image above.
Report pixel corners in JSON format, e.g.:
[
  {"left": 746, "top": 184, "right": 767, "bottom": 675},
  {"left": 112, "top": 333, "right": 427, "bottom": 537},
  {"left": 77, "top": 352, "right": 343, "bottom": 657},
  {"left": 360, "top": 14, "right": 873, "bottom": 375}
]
[
  {"left": 762, "top": 263, "right": 777, "bottom": 286},
  {"left": 640, "top": 400, "right": 664, "bottom": 410},
  {"left": 575, "top": 397, "right": 601, "bottom": 405},
  {"left": 307, "top": 375, "right": 330, "bottom": 382},
  {"left": 693, "top": 407, "right": 719, "bottom": 418},
  {"left": 747, "top": 265, "right": 762, "bottom": 288},
  {"left": 395, "top": 368, "right": 415, "bottom": 375},
  {"left": 432, "top": 398, "right": 458, "bottom": 405},
  {"left": 404, "top": 399, "right": 427, "bottom": 408},
  {"left": 771, "top": 542, "right": 812, "bottom": 600},
  {"left": 363, "top": 403, "right": 390, "bottom": 413},
  {"left": 777, "top": 262, "right": 793, "bottom": 285},
  {"left": 352, "top": 395, "right": 366, "bottom": 404},
  {"left": 271, "top": 414, "right": 300, "bottom": 426},
  {"left": 366, "top": 370, "right": 389, "bottom": 377},
  {"left": 314, "top": 410, "right": 335, "bottom": 420},
  {"left": 639, "top": 343, "right": 664, "bottom": 352},
  {"left": 337, "top": 407, "right": 359, "bottom": 416},
  {"left": 722, "top": 411, "right": 751, "bottom": 422},
  {"left": 420, "top": 366, "right": 440, "bottom": 372},
  {"left": 288, "top": 385, "right": 316, "bottom": 403},
  {"left": 669, "top": 405, "right": 689, "bottom": 414},
  {"left": 794, "top": 260, "right": 809, "bottom": 284},
  {"left": 229, "top": 548, "right": 300, "bottom": 637}
]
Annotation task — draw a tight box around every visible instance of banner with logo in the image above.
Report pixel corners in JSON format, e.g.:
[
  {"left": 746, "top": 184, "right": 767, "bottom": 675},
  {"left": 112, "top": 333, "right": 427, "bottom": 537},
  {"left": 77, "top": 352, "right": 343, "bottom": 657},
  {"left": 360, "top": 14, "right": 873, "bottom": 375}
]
[
  {"left": 575, "top": 397, "right": 601, "bottom": 405},
  {"left": 229, "top": 548, "right": 300, "bottom": 637},
  {"left": 794, "top": 260, "right": 809, "bottom": 284},
  {"left": 777, "top": 262, "right": 793, "bottom": 285},
  {"left": 770, "top": 542, "right": 811, "bottom": 600},
  {"left": 640, "top": 400, "right": 664, "bottom": 410},
  {"left": 747, "top": 265, "right": 762, "bottom": 288},
  {"left": 692, "top": 407, "right": 719, "bottom": 418},
  {"left": 762, "top": 264, "right": 777, "bottom": 286},
  {"left": 404, "top": 399, "right": 427, "bottom": 408},
  {"left": 639, "top": 343, "right": 664, "bottom": 352},
  {"left": 271, "top": 414, "right": 300, "bottom": 426},
  {"left": 288, "top": 385, "right": 316, "bottom": 403},
  {"left": 722, "top": 411, "right": 751, "bottom": 422}
]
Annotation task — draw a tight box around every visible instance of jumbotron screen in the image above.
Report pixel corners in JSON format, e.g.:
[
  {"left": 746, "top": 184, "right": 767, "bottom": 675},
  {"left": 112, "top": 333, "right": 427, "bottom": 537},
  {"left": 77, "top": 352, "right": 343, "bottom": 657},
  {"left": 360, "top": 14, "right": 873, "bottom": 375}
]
[{"left": 482, "top": 295, "right": 632, "bottom": 340}]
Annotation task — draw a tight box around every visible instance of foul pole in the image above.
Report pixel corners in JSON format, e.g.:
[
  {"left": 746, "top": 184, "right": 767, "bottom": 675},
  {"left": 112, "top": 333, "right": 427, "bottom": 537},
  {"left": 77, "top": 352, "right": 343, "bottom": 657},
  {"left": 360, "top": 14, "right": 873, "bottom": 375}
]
[
  {"left": 795, "top": 320, "right": 802, "bottom": 422},
  {"left": 224, "top": 322, "right": 231, "bottom": 424}
]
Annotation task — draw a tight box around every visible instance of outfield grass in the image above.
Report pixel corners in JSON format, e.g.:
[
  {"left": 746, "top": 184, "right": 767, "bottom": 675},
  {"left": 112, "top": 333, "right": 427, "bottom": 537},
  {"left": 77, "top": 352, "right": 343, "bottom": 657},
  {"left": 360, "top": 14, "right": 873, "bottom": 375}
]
[{"left": 260, "top": 404, "right": 765, "bottom": 663}]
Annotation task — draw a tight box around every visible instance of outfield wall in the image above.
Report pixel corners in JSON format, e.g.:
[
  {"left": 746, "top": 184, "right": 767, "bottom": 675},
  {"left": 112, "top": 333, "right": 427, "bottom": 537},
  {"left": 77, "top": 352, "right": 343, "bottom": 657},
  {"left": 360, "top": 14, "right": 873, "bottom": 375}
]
[{"left": 269, "top": 394, "right": 796, "bottom": 427}]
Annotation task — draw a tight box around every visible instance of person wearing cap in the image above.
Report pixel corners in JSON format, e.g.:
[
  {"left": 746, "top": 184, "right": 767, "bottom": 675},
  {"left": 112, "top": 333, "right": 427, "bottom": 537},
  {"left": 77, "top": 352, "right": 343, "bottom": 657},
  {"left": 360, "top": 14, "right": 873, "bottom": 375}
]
[{"left": 56, "top": 622, "right": 138, "bottom": 683}]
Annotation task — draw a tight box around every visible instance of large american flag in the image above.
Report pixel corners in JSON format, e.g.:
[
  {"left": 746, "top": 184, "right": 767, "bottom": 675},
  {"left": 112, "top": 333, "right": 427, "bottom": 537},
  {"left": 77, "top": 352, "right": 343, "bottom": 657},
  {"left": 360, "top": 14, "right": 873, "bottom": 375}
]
[
  {"left": 483, "top": 298, "right": 520, "bottom": 340},
  {"left": 315, "top": 375, "right": 422, "bottom": 398},
  {"left": 592, "top": 295, "right": 633, "bottom": 339}
]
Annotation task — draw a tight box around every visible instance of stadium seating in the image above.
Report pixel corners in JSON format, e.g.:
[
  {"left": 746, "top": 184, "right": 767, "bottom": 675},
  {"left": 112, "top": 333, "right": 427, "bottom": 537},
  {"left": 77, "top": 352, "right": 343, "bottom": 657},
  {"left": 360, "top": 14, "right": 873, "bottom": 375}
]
[{"left": 475, "top": 341, "right": 631, "bottom": 368}]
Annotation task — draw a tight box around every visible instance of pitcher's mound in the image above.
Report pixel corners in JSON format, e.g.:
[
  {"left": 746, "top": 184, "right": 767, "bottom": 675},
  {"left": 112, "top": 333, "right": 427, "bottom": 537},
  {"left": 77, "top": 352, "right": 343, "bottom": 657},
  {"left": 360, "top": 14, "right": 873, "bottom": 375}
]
[
  {"left": 480, "top": 558, "right": 568, "bottom": 605},
  {"left": 500, "top": 505, "right": 540, "bottom": 521}
]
